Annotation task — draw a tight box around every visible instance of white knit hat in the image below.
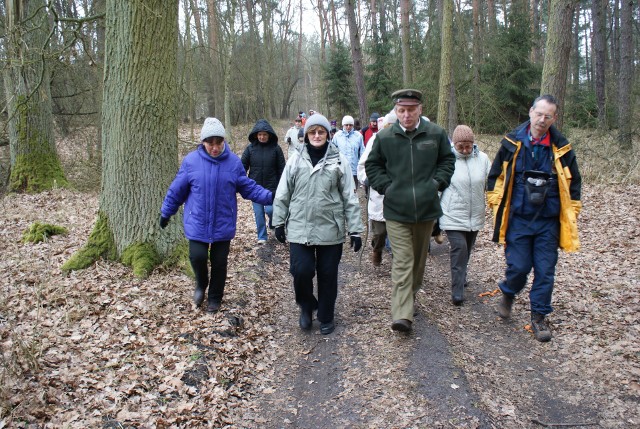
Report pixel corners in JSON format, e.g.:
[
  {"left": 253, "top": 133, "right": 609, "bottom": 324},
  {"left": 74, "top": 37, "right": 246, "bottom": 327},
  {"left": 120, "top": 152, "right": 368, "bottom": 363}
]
[
  {"left": 342, "top": 115, "right": 355, "bottom": 126},
  {"left": 303, "top": 113, "right": 331, "bottom": 143},
  {"left": 200, "top": 117, "right": 226, "bottom": 141}
]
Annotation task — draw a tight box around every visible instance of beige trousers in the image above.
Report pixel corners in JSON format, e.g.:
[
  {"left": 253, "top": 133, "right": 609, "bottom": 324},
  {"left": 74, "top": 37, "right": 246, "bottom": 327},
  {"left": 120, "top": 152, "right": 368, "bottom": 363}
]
[{"left": 386, "top": 219, "right": 435, "bottom": 321}]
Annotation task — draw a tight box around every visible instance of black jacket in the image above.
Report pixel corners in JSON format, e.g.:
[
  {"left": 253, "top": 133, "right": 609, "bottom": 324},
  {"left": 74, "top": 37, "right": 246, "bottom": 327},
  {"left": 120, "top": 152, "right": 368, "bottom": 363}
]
[{"left": 242, "top": 119, "right": 286, "bottom": 193}]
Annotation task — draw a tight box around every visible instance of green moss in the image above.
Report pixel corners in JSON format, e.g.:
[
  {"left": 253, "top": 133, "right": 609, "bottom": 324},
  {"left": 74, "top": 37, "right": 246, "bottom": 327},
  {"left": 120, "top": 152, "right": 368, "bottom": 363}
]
[
  {"left": 22, "top": 222, "right": 68, "bottom": 243},
  {"left": 121, "top": 242, "right": 160, "bottom": 278},
  {"left": 9, "top": 97, "right": 68, "bottom": 194},
  {"left": 162, "top": 239, "right": 194, "bottom": 278},
  {"left": 62, "top": 212, "right": 117, "bottom": 272}
]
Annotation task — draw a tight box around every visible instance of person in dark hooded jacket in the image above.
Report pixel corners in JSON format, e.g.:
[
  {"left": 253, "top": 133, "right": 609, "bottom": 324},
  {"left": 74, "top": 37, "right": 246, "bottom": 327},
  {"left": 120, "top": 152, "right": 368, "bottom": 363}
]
[{"left": 242, "top": 119, "right": 286, "bottom": 243}]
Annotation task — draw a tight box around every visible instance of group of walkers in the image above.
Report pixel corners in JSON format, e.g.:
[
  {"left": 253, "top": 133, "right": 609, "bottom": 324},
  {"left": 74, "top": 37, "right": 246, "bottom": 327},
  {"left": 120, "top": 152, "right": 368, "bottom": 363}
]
[{"left": 159, "top": 90, "right": 582, "bottom": 343}]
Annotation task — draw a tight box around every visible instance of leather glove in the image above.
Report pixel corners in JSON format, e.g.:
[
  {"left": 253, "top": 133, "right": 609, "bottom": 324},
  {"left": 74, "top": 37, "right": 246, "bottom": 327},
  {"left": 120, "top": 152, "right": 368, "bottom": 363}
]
[
  {"left": 275, "top": 226, "right": 286, "bottom": 243},
  {"left": 159, "top": 215, "right": 170, "bottom": 229},
  {"left": 350, "top": 233, "right": 362, "bottom": 252}
]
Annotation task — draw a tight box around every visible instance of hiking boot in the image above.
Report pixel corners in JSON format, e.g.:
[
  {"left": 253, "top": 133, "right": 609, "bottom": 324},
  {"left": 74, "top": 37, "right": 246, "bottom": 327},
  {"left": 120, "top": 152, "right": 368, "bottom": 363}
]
[
  {"left": 299, "top": 308, "right": 312, "bottom": 330},
  {"left": 391, "top": 319, "right": 412, "bottom": 332},
  {"left": 371, "top": 249, "right": 382, "bottom": 267},
  {"left": 320, "top": 321, "right": 335, "bottom": 335},
  {"left": 193, "top": 286, "right": 205, "bottom": 307},
  {"left": 452, "top": 283, "right": 464, "bottom": 306},
  {"left": 531, "top": 313, "right": 552, "bottom": 342},
  {"left": 497, "top": 293, "right": 514, "bottom": 319},
  {"left": 434, "top": 232, "right": 445, "bottom": 244},
  {"left": 206, "top": 301, "right": 221, "bottom": 313}
]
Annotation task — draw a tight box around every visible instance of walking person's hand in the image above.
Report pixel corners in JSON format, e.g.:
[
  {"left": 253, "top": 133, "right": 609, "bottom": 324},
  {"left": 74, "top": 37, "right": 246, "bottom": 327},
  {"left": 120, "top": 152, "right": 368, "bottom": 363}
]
[
  {"left": 275, "top": 226, "right": 286, "bottom": 243},
  {"left": 159, "top": 215, "right": 170, "bottom": 229},
  {"left": 350, "top": 233, "right": 362, "bottom": 252}
]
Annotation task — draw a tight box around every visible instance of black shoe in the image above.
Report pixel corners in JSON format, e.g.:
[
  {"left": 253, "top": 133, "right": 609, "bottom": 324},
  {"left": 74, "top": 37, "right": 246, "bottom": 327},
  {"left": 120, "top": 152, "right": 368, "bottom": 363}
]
[
  {"left": 206, "top": 301, "right": 221, "bottom": 313},
  {"left": 531, "top": 313, "right": 552, "bottom": 342},
  {"left": 299, "top": 309, "right": 312, "bottom": 330},
  {"left": 497, "top": 293, "right": 514, "bottom": 318},
  {"left": 391, "top": 319, "right": 412, "bottom": 332},
  {"left": 320, "top": 321, "right": 335, "bottom": 335},
  {"left": 193, "top": 287, "right": 205, "bottom": 307},
  {"left": 452, "top": 284, "right": 464, "bottom": 306},
  {"left": 452, "top": 296, "right": 464, "bottom": 306}
]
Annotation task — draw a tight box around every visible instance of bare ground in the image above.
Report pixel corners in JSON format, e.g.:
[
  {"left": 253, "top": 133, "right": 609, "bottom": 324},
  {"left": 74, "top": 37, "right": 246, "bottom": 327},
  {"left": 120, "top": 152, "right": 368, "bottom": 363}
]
[{"left": 0, "top": 182, "right": 638, "bottom": 428}]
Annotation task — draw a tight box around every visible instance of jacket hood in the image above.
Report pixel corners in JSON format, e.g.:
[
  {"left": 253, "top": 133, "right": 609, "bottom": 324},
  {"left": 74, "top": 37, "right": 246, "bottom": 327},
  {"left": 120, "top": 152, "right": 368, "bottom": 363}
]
[
  {"left": 511, "top": 121, "right": 569, "bottom": 149},
  {"left": 248, "top": 119, "right": 279, "bottom": 145},
  {"left": 453, "top": 144, "right": 480, "bottom": 159}
]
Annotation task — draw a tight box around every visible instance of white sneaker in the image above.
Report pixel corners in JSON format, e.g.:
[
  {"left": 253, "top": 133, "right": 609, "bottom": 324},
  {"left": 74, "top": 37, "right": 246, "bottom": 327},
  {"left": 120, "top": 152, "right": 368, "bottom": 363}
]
[{"left": 257, "top": 239, "right": 267, "bottom": 245}]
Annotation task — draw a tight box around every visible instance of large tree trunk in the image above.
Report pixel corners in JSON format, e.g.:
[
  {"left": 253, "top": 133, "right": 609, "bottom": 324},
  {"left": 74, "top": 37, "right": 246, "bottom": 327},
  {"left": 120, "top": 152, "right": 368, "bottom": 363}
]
[
  {"left": 617, "top": 0, "right": 634, "bottom": 148},
  {"left": 540, "top": 0, "right": 578, "bottom": 130},
  {"left": 472, "top": 0, "right": 481, "bottom": 127},
  {"left": 75, "top": 0, "right": 180, "bottom": 275},
  {"left": 4, "top": 0, "right": 68, "bottom": 193},
  {"left": 400, "top": 0, "right": 412, "bottom": 85},
  {"left": 437, "top": 0, "right": 454, "bottom": 131},
  {"left": 345, "top": 0, "right": 368, "bottom": 123}
]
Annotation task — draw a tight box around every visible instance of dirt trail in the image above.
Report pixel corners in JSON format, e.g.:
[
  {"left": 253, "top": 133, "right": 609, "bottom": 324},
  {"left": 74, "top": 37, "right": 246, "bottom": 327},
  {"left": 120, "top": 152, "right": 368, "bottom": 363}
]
[{"left": 229, "top": 226, "right": 604, "bottom": 428}]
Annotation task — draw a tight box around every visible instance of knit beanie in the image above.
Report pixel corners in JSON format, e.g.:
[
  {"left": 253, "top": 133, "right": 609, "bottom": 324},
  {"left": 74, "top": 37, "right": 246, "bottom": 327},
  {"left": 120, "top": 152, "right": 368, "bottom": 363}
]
[
  {"left": 370, "top": 112, "right": 380, "bottom": 121},
  {"left": 342, "top": 115, "right": 355, "bottom": 126},
  {"left": 303, "top": 113, "right": 331, "bottom": 143},
  {"left": 200, "top": 117, "right": 226, "bottom": 141},
  {"left": 452, "top": 125, "right": 474, "bottom": 143}
]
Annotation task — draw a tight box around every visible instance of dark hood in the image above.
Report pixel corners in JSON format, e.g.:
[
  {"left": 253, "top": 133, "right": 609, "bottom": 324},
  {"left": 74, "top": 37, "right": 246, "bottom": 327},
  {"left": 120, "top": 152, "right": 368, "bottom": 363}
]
[{"left": 248, "top": 119, "right": 278, "bottom": 145}]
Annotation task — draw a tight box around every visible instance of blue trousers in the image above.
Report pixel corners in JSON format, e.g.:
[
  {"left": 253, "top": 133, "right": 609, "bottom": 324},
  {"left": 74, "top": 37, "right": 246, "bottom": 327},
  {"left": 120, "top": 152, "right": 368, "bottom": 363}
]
[
  {"left": 500, "top": 214, "right": 559, "bottom": 315},
  {"left": 289, "top": 243, "right": 343, "bottom": 324},
  {"left": 252, "top": 202, "right": 273, "bottom": 240}
]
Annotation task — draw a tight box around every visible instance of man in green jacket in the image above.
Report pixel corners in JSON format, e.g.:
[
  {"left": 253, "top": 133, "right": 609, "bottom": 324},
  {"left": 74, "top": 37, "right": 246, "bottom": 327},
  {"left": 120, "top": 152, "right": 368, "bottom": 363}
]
[{"left": 366, "top": 89, "right": 455, "bottom": 332}]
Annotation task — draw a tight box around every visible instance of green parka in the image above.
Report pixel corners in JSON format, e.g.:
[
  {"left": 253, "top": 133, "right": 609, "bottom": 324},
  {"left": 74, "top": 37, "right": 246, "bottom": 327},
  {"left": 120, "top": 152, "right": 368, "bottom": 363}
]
[
  {"left": 273, "top": 143, "right": 363, "bottom": 245},
  {"left": 365, "top": 119, "right": 456, "bottom": 223}
]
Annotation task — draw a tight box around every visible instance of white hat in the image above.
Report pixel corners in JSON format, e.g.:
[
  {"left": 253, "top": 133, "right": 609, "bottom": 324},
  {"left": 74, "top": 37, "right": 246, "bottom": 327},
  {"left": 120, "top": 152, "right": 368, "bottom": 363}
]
[
  {"left": 342, "top": 115, "right": 355, "bottom": 126},
  {"left": 200, "top": 117, "right": 226, "bottom": 141},
  {"left": 303, "top": 113, "right": 331, "bottom": 143}
]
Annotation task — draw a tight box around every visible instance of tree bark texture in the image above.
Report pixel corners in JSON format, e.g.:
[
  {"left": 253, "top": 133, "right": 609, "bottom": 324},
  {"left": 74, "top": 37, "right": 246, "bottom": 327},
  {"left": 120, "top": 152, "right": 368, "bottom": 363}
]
[
  {"left": 400, "top": 0, "right": 412, "bottom": 85},
  {"left": 437, "top": 0, "right": 454, "bottom": 130},
  {"left": 591, "top": 0, "right": 607, "bottom": 129},
  {"left": 100, "top": 0, "right": 180, "bottom": 256},
  {"left": 4, "top": 0, "right": 68, "bottom": 193},
  {"left": 540, "top": 0, "right": 578, "bottom": 130},
  {"left": 345, "top": 0, "right": 368, "bottom": 123},
  {"left": 617, "top": 0, "right": 634, "bottom": 148}
]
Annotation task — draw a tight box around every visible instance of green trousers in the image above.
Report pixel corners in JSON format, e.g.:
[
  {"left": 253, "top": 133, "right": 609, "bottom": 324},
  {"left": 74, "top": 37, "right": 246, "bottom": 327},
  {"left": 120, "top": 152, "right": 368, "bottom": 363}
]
[{"left": 386, "top": 219, "right": 435, "bottom": 321}]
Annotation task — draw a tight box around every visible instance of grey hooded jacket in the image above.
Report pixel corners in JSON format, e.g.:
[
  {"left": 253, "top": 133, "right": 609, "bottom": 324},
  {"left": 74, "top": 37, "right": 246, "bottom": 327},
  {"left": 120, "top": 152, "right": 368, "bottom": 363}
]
[{"left": 273, "top": 143, "right": 363, "bottom": 245}]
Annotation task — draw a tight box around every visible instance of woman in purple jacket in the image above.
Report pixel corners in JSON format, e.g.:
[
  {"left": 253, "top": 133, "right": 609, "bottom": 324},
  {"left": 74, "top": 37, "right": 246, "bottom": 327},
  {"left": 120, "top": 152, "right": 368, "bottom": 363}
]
[{"left": 160, "top": 117, "right": 273, "bottom": 313}]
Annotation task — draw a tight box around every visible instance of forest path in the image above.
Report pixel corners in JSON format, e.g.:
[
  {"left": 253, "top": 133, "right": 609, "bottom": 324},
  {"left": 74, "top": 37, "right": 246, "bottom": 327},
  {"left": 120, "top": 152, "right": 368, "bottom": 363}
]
[{"left": 227, "top": 208, "right": 601, "bottom": 428}]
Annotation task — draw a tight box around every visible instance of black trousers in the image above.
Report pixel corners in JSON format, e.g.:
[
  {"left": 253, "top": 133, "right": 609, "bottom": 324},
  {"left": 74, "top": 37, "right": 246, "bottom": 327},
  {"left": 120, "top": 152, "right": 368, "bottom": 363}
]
[
  {"left": 289, "top": 243, "right": 343, "bottom": 324},
  {"left": 189, "top": 240, "right": 231, "bottom": 304}
]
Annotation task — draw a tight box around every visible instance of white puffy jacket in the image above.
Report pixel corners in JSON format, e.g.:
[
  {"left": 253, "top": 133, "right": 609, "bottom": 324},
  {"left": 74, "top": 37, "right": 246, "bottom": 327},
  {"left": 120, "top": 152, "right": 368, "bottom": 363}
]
[
  {"left": 357, "top": 135, "right": 385, "bottom": 222},
  {"left": 439, "top": 145, "right": 491, "bottom": 231}
]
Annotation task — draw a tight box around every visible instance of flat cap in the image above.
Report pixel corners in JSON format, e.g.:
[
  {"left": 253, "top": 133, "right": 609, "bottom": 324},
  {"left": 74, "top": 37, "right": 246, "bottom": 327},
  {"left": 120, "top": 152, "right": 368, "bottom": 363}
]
[{"left": 392, "top": 89, "right": 423, "bottom": 106}]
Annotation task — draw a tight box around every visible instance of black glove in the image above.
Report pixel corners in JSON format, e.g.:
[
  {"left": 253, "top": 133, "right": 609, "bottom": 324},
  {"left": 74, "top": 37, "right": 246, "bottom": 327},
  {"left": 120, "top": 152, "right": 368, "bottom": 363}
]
[
  {"left": 350, "top": 233, "right": 362, "bottom": 252},
  {"left": 363, "top": 178, "right": 369, "bottom": 187},
  {"left": 275, "top": 226, "right": 286, "bottom": 243},
  {"left": 159, "top": 215, "right": 170, "bottom": 229}
]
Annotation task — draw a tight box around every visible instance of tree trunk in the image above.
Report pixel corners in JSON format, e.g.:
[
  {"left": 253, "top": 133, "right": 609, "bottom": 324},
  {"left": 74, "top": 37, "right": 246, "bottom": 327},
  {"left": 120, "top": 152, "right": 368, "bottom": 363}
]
[
  {"left": 472, "top": 0, "right": 481, "bottom": 127},
  {"left": 591, "top": 0, "right": 607, "bottom": 129},
  {"left": 98, "top": 0, "right": 179, "bottom": 267},
  {"left": 400, "top": 0, "right": 412, "bottom": 85},
  {"left": 540, "top": 0, "right": 578, "bottom": 130},
  {"left": 437, "top": 0, "right": 454, "bottom": 130},
  {"left": 206, "top": 0, "right": 221, "bottom": 118},
  {"left": 487, "top": 0, "right": 497, "bottom": 34},
  {"left": 617, "top": 0, "right": 634, "bottom": 148},
  {"left": 345, "top": 0, "right": 368, "bottom": 122},
  {"left": 4, "top": 0, "right": 68, "bottom": 193}
]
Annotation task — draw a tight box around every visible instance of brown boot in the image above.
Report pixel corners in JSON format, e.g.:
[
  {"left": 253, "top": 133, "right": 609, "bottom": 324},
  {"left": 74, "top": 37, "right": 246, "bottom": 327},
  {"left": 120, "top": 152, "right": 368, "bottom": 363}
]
[{"left": 371, "top": 249, "right": 382, "bottom": 266}]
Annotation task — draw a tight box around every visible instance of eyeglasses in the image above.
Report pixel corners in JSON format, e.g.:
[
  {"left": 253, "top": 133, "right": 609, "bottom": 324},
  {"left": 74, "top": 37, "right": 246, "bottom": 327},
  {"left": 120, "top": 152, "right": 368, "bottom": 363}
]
[{"left": 308, "top": 129, "right": 327, "bottom": 136}]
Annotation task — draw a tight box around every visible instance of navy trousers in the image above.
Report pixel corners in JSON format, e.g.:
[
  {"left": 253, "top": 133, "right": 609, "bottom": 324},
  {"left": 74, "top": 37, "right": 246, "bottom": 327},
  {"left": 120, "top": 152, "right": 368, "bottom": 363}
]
[
  {"left": 289, "top": 243, "right": 343, "bottom": 324},
  {"left": 499, "top": 214, "right": 559, "bottom": 315}
]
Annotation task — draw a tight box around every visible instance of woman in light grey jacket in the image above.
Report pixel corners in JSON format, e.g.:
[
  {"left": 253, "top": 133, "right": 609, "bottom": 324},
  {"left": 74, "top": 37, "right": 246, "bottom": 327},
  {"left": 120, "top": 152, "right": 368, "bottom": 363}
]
[
  {"left": 273, "top": 113, "right": 364, "bottom": 335},
  {"left": 440, "top": 125, "right": 491, "bottom": 305}
]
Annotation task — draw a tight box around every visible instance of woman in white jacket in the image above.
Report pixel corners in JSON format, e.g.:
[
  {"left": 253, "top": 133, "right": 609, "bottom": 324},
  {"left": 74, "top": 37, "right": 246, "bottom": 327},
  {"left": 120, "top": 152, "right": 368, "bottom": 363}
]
[{"left": 440, "top": 125, "right": 491, "bottom": 305}]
